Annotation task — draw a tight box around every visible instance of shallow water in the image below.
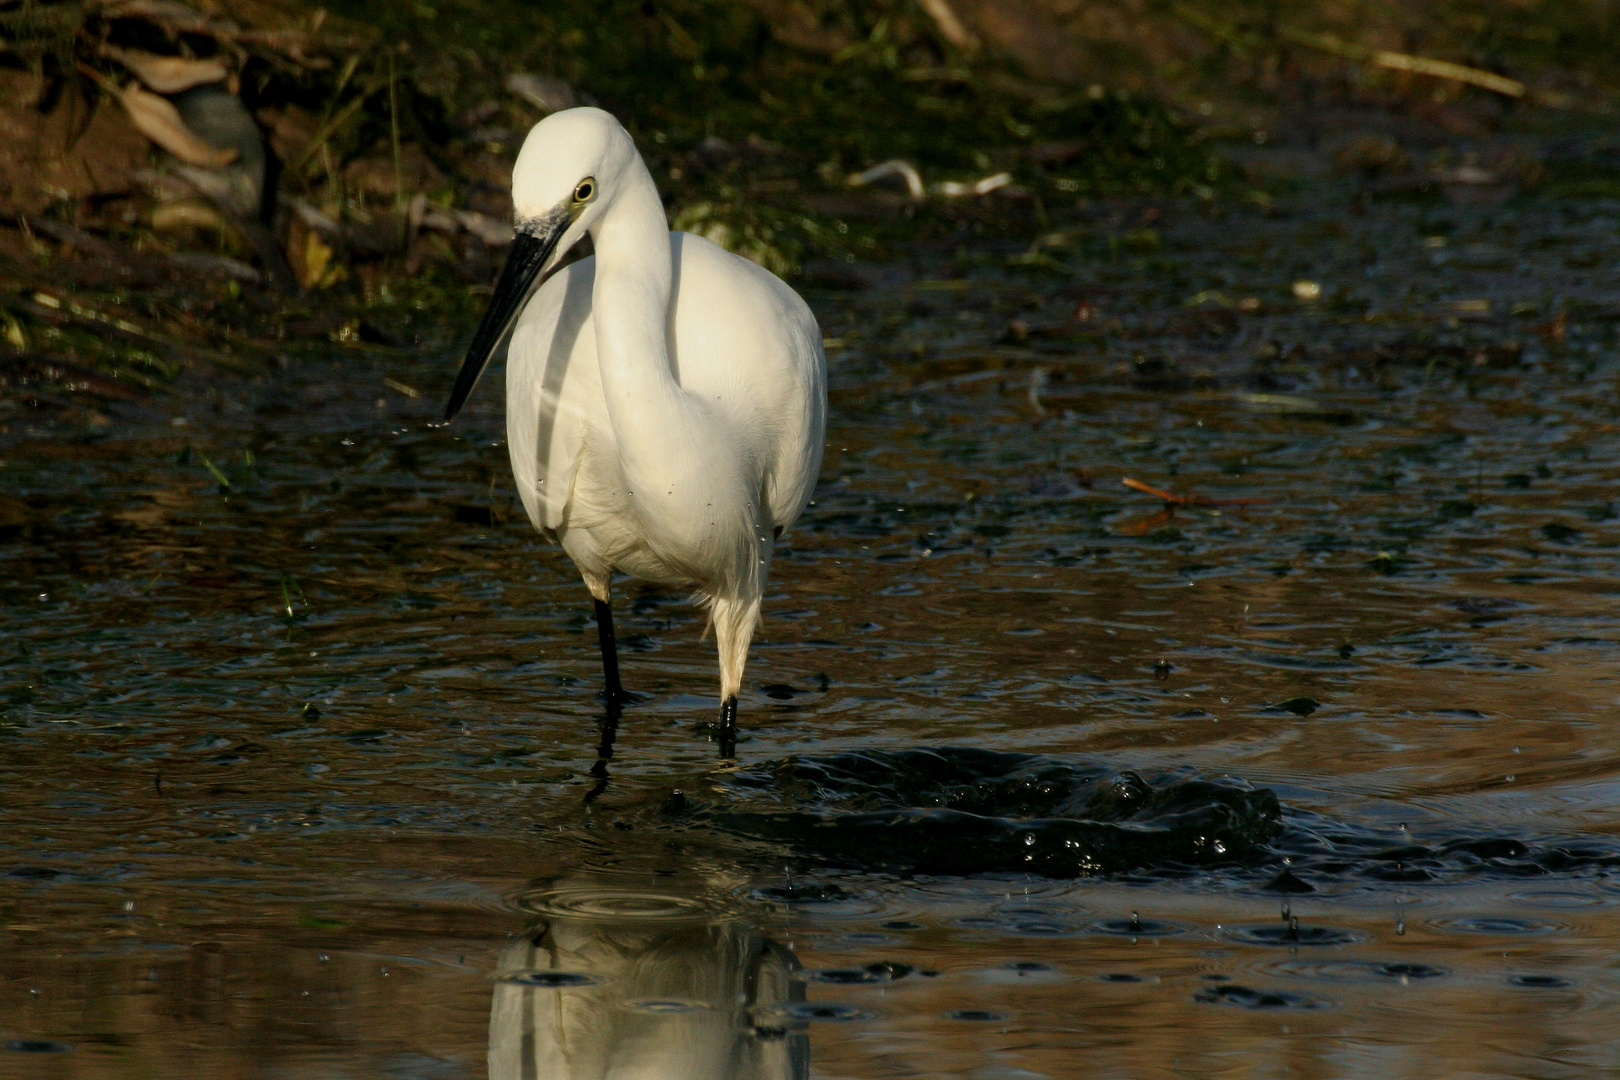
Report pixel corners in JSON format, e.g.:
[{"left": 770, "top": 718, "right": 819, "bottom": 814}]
[{"left": 5, "top": 190, "right": 1620, "bottom": 1076}]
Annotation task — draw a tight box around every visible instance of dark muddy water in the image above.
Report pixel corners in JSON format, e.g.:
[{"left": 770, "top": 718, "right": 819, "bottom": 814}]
[{"left": 5, "top": 190, "right": 1620, "bottom": 1077}]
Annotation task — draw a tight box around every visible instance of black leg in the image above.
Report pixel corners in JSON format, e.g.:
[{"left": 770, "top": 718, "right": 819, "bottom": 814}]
[
  {"left": 717, "top": 695, "right": 738, "bottom": 758},
  {"left": 593, "top": 597, "right": 625, "bottom": 706}
]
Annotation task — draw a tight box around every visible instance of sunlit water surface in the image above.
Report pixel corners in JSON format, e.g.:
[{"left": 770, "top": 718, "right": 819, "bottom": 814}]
[{"left": 5, "top": 193, "right": 1620, "bottom": 1077}]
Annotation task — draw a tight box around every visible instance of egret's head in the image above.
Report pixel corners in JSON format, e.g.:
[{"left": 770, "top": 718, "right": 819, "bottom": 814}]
[
  {"left": 511, "top": 107, "right": 635, "bottom": 242},
  {"left": 443, "top": 107, "right": 639, "bottom": 422}
]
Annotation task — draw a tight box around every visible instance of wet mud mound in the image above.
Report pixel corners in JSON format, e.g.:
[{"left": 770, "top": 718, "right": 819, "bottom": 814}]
[
  {"left": 700, "top": 747, "right": 1285, "bottom": 876},
  {"left": 663, "top": 748, "right": 1620, "bottom": 885}
]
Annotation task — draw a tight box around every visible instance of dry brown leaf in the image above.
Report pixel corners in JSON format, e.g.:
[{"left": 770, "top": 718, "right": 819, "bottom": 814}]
[
  {"left": 103, "top": 46, "right": 228, "bottom": 94},
  {"left": 150, "top": 198, "right": 228, "bottom": 233},
  {"left": 256, "top": 104, "right": 317, "bottom": 162},
  {"left": 99, "top": 0, "right": 215, "bottom": 34},
  {"left": 119, "top": 82, "right": 238, "bottom": 168},
  {"left": 286, "top": 216, "right": 334, "bottom": 290}
]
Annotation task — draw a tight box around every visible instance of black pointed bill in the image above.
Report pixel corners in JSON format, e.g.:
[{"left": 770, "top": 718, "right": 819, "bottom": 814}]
[{"left": 442, "top": 210, "right": 570, "bottom": 422}]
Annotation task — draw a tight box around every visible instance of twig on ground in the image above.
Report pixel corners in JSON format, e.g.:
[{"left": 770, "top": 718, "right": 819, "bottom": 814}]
[{"left": 1121, "top": 476, "right": 1267, "bottom": 509}]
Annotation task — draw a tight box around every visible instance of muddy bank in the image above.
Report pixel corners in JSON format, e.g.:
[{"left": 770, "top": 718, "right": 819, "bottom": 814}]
[{"left": 1, "top": 0, "right": 1619, "bottom": 437}]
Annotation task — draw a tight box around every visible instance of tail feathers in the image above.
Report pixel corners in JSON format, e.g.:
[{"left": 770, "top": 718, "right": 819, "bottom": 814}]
[{"left": 710, "top": 594, "right": 763, "bottom": 701}]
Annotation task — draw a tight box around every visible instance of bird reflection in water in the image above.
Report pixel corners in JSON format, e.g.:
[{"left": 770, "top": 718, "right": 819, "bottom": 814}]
[
  {"left": 490, "top": 874, "right": 809, "bottom": 1079},
  {"left": 582, "top": 701, "right": 619, "bottom": 803}
]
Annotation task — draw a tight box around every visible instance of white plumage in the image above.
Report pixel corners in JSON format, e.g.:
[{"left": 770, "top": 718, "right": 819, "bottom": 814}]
[{"left": 444, "top": 107, "right": 826, "bottom": 748}]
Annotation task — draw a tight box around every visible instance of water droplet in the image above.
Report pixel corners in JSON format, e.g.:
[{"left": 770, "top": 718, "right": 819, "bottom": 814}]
[
  {"left": 1023, "top": 833, "right": 1036, "bottom": 846},
  {"left": 318, "top": 953, "right": 329, "bottom": 962},
  {"left": 1213, "top": 840, "right": 1226, "bottom": 854},
  {"left": 1506, "top": 774, "right": 1515, "bottom": 782},
  {"left": 122, "top": 900, "right": 134, "bottom": 912},
  {"left": 1395, "top": 919, "right": 1405, "bottom": 936},
  {"left": 1512, "top": 745, "right": 1521, "bottom": 753}
]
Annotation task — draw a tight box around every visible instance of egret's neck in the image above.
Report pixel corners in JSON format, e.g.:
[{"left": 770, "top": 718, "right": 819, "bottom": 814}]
[{"left": 589, "top": 162, "right": 677, "bottom": 414}]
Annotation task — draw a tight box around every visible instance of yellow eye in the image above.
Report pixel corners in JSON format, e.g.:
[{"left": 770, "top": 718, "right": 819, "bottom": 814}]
[{"left": 573, "top": 178, "right": 596, "bottom": 203}]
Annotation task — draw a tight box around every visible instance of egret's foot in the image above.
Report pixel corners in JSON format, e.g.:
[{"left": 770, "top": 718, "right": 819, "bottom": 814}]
[
  {"left": 694, "top": 696, "right": 741, "bottom": 756},
  {"left": 718, "top": 695, "right": 738, "bottom": 759}
]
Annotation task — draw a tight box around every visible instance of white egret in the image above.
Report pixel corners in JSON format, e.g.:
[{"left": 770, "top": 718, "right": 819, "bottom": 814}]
[{"left": 443, "top": 108, "right": 827, "bottom": 754}]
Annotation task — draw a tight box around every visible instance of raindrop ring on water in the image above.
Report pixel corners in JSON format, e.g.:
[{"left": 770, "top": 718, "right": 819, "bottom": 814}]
[
  {"left": 621, "top": 998, "right": 710, "bottom": 1013},
  {"left": 1431, "top": 915, "right": 1566, "bottom": 936},
  {"left": 946, "top": 1009, "right": 1007, "bottom": 1022},
  {"left": 1090, "top": 916, "right": 1187, "bottom": 938},
  {"left": 1508, "top": 973, "right": 1574, "bottom": 989},
  {"left": 754, "top": 1002, "right": 878, "bottom": 1024},
  {"left": 1224, "top": 923, "right": 1362, "bottom": 946},
  {"left": 519, "top": 886, "right": 718, "bottom": 922}
]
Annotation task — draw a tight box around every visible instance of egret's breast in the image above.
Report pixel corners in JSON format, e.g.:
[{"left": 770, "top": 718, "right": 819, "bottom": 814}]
[{"left": 505, "top": 258, "right": 601, "bottom": 534}]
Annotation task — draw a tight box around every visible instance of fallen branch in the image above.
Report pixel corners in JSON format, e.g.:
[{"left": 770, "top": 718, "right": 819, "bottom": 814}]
[
  {"left": 1121, "top": 476, "right": 1265, "bottom": 509},
  {"left": 1171, "top": 4, "right": 1604, "bottom": 112},
  {"left": 1280, "top": 28, "right": 1525, "bottom": 99}
]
